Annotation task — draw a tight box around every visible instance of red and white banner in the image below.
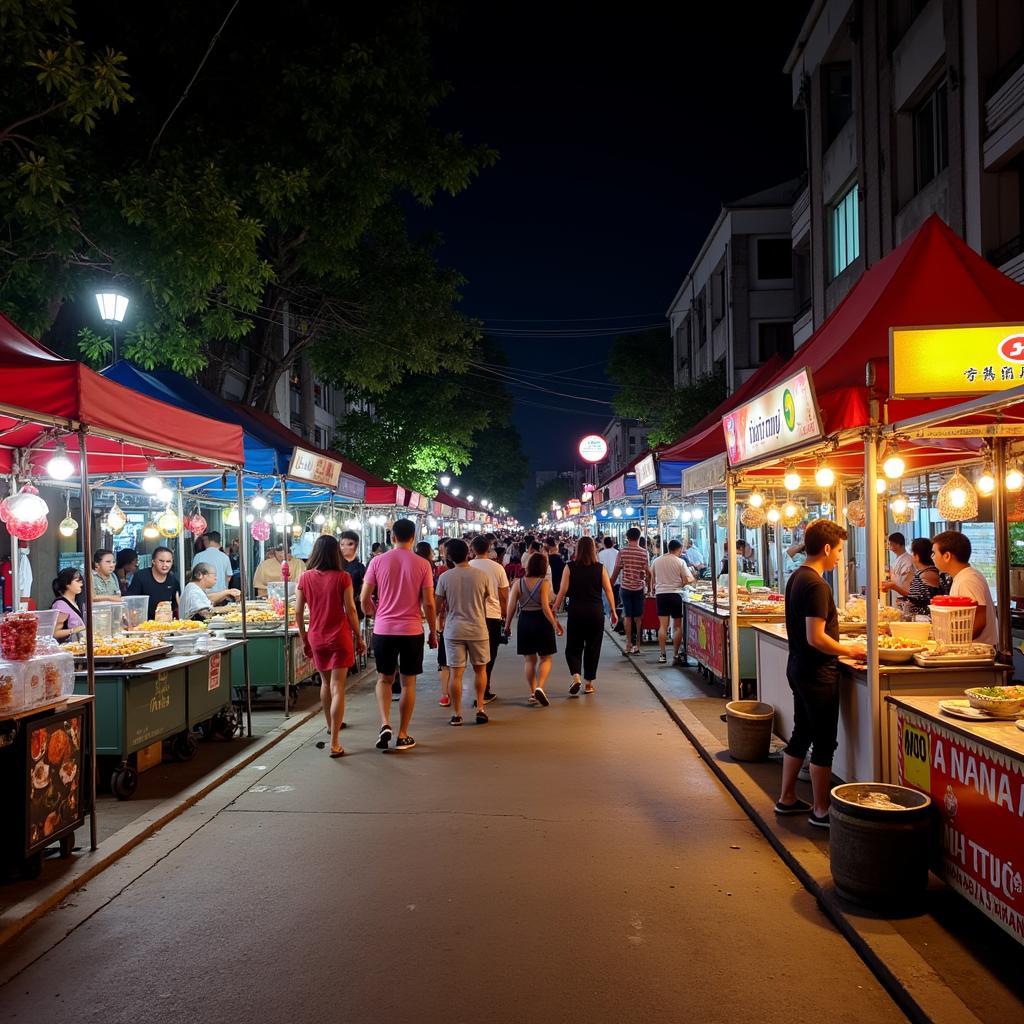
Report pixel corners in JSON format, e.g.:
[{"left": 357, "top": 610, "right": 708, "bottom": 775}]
[
  {"left": 686, "top": 605, "right": 725, "bottom": 678},
  {"left": 896, "top": 707, "right": 1024, "bottom": 945}
]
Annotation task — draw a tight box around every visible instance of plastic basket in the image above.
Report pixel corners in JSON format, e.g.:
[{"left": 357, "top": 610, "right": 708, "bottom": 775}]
[{"left": 929, "top": 604, "right": 976, "bottom": 645}]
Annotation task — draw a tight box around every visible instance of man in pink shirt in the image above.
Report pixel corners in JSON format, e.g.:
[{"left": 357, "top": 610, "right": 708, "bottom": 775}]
[{"left": 361, "top": 519, "right": 437, "bottom": 751}]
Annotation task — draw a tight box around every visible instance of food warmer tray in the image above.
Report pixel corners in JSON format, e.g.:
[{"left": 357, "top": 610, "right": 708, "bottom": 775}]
[
  {"left": 913, "top": 653, "right": 997, "bottom": 668},
  {"left": 71, "top": 643, "right": 174, "bottom": 667}
]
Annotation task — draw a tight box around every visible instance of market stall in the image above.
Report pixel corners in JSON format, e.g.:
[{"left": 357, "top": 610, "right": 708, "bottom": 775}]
[{"left": 0, "top": 312, "right": 246, "bottom": 848}]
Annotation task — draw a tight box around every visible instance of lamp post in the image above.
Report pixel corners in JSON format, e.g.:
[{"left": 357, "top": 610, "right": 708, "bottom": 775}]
[{"left": 95, "top": 290, "right": 130, "bottom": 365}]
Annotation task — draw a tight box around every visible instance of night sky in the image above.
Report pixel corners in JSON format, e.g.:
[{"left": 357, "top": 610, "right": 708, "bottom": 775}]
[{"left": 413, "top": 4, "right": 808, "bottom": 508}]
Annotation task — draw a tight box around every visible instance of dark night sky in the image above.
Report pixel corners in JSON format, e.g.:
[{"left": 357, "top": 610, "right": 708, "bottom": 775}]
[{"left": 410, "top": 4, "right": 809, "bottom": 512}]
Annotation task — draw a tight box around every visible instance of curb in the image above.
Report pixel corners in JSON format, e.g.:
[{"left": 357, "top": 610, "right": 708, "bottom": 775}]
[
  {"left": 609, "top": 629, "right": 981, "bottom": 1024},
  {"left": 0, "top": 664, "right": 375, "bottom": 952}
]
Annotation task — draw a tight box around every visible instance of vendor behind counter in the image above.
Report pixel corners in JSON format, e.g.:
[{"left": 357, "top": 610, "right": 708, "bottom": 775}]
[
  {"left": 253, "top": 543, "right": 305, "bottom": 596},
  {"left": 126, "top": 546, "right": 181, "bottom": 619}
]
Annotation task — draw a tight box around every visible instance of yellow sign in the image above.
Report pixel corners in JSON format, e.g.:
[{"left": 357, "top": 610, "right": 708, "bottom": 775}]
[
  {"left": 890, "top": 324, "right": 1024, "bottom": 398},
  {"left": 902, "top": 722, "right": 931, "bottom": 792}
]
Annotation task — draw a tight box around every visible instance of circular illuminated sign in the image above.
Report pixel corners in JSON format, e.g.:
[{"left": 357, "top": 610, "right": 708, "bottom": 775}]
[{"left": 578, "top": 434, "right": 608, "bottom": 463}]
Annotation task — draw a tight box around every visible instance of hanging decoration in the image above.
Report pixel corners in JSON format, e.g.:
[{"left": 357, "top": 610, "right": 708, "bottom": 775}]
[
  {"left": 106, "top": 500, "right": 127, "bottom": 535},
  {"left": 142, "top": 521, "right": 160, "bottom": 540},
  {"left": 58, "top": 493, "right": 78, "bottom": 538},
  {"left": 740, "top": 504, "right": 767, "bottom": 529},
  {"left": 937, "top": 470, "right": 978, "bottom": 522},
  {"left": 765, "top": 500, "right": 781, "bottom": 525},
  {"left": 184, "top": 503, "right": 207, "bottom": 536},
  {"left": 781, "top": 500, "right": 805, "bottom": 530},
  {"left": 657, "top": 504, "right": 678, "bottom": 524},
  {"left": 224, "top": 505, "right": 240, "bottom": 527},
  {"left": 716, "top": 510, "right": 728, "bottom": 529},
  {"left": 846, "top": 497, "right": 866, "bottom": 528},
  {"left": 251, "top": 518, "right": 271, "bottom": 542},
  {"left": 3, "top": 484, "right": 49, "bottom": 541},
  {"left": 158, "top": 506, "right": 181, "bottom": 538}
]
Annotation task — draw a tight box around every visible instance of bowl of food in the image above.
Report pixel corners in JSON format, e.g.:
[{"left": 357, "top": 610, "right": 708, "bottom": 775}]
[
  {"left": 848, "top": 635, "right": 925, "bottom": 663},
  {"left": 964, "top": 686, "right": 1024, "bottom": 718},
  {"left": 889, "top": 621, "right": 931, "bottom": 644}
]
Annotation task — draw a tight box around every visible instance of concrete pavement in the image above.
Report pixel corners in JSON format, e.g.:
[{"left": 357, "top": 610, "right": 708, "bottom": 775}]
[{"left": 0, "top": 636, "right": 904, "bottom": 1024}]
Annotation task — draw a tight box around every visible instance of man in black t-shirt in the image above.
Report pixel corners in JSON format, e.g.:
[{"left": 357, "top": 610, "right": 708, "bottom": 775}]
[
  {"left": 775, "top": 519, "right": 859, "bottom": 830},
  {"left": 126, "top": 546, "right": 181, "bottom": 620}
]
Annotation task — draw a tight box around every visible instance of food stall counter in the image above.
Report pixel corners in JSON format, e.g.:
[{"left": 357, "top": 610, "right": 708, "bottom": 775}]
[
  {"left": 683, "top": 598, "right": 785, "bottom": 690},
  {"left": 885, "top": 695, "right": 1024, "bottom": 948},
  {"left": 222, "top": 627, "right": 315, "bottom": 702},
  {"left": 754, "top": 623, "right": 1010, "bottom": 783}
]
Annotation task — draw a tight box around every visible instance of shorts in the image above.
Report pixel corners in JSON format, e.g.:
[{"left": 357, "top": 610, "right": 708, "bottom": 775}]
[
  {"left": 783, "top": 661, "right": 840, "bottom": 768},
  {"left": 621, "top": 588, "right": 645, "bottom": 618},
  {"left": 372, "top": 633, "right": 425, "bottom": 678},
  {"left": 444, "top": 636, "right": 490, "bottom": 668},
  {"left": 656, "top": 593, "right": 683, "bottom": 618}
]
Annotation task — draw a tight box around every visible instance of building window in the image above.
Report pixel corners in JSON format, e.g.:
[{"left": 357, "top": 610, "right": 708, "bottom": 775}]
[
  {"left": 830, "top": 184, "right": 860, "bottom": 279},
  {"left": 913, "top": 81, "right": 948, "bottom": 193},
  {"left": 823, "top": 63, "right": 853, "bottom": 147},
  {"left": 757, "top": 322, "right": 794, "bottom": 362},
  {"left": 711, "top": 270, "right": 726, "bottom": 323},
  {"left": 756, "top": 238, "right": 792, "bottom": 281},
  {"left": 313, "top": 381, "right": 334, "bottom": 414}
]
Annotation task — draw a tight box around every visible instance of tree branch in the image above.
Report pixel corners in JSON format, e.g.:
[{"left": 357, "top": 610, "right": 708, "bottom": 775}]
[{"left": 0, "top": 102, "right": 65, "bottom": 145}]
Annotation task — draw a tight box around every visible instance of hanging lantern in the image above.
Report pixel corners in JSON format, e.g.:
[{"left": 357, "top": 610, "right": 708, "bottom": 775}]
[
  {"left": 882, "top": 442, "right": 905, "bottom": 480},
  {"left": 781, "top": 501, "right": 805, "bottom": 529},
  {"left": 224, "top": 506, "right": 240, "bottom": 527},
  {"left": 4, "top": 484, "right": 49, "bottom": 541},
  {"left": 158, "top": 507, "right": 181, "bottom": 538},
  {"left": 1007, "top": 462, "right": 1024, "bottom": 492},
  {"left": 184, "top": 506, "right": 207, "bottom": 536},
  {"left": 892, "top": 501, "right": 914, "bottom": 525},
  {"left": 814, "top": 457, "right": 835, "bottom": 488},
  {"left": 106, "top": 500, "right": 127, "bottom": 535},
  {"left": 765, "top": 500, "right": 781, "bottom": 525},
  {"left": 716, "top": 511, "right": 728, "bottom": 529},
  {"left": 976, "top": 461, "right": 996, "bottom": 497},
  {"left": 847, "top": 498, "right": 866, "bottom": 528},
  {"left": 142, "top": 521, "right": 160, "bottom": 540},
  {"left": 58, "top": 494, "right": 77, "bottom": 538},
  {"left": 740, "top": 504, "right": 767, "bottom": 529},
  {"left": 251, "top": 518, "right": 271, "bottom": 542},
  {"left": 747, "top": 489, "right": 764, "bottom": 509},
  {"left": 657, "top": 504, "right": 678, "bottom": 524},
  {"left": 937, "top": 470, "right": 978, "bottom": 522},
  {"left": 890, "top": 493, "right": 910, "bottom": 517},
  {"left": 291, "top": 523, "right": 302, "bottom": 538},
  {"left": 783, "top": 463, "right": 801, "bottom": 491}
]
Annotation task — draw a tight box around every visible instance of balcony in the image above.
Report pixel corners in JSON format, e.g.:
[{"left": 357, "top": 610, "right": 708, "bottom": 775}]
[
  {"left": 984, "top": 59, "right": 1024, "bottom": 171},
  {"left": 995, "top": 239, "right": 1024, "bottom": 285},
  {"left": 791, "top": 186, "right": 810, "bottom": 246}
]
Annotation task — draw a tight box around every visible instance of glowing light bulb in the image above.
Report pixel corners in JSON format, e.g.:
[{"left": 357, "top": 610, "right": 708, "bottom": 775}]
[
  {"left": 883, "top": 451, "right": 905, "bottom": 480},
  {"left": 157, "top": 486, "right": 174, "bottom": 505},
  {"left": 814, "top": 463, "right": 835, "bottom": 488},
  {"left": 624, "top": 505, "right": 635, "bottom": 516},
  {"left": 314, "top": 513, "right": 326, "bottom": 525},
  {"left": 225, "top": 506, "right": 240, "bottom": 527},
  {"left": 1007, "top": 464, "right": 1024, "bottom": 492},
  {"left": 783, "top": 502, "right": 798, "bottom": 518},
  {"left": 783, "top": 464, "right": 801, "bottom": 491},
  {"left": 766, "top": 504, "right": 781, "bottom": 524},
  {"left": 612, "top": 508, "right": 622, "bottom": 519},
  {"left": 251, "top": 492, "right": 268, "bottom": 511},
  {"left": 977, "top": 465, "right": 996, "bottom": 496},
  {"left": 46, "top": 443, "right": 74, "bottom": 480},
  {"left": 747, "top": 490, "right": 764, "bottom": 509},
  {"left": 451, "top": 487, "right": 460, "bottom": 497},
  {"left": 876, "top": 478, "right": 887, "bottom": 494},
  {"left": 951, "top": 485, "right": 968, "bottom": 509},
  {"left": 142, "top": 461, "right": 163, "bottom": 494},
  {"left": 891, "top": 494, "right": 909, "bottom": 516}
]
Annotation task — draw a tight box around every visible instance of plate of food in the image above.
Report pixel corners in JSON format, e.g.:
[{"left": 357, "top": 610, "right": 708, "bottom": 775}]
[
  {"left": 964, "top": 685, "right": 1024, "bottom": 718},
  {"left": 940, "top": 698, "right": 1022, "bottom": 722},
  {"left": 848, "top": 634, "right": 926, "bottom": 662}
]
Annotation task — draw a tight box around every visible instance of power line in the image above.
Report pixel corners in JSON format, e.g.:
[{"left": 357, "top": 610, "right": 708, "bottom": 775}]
[{"left": 479, "top": 312, "right": 662, "bottom": 323}]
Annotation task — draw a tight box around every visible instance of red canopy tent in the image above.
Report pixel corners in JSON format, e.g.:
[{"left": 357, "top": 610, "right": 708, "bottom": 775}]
[{"left": 0, "top": 313, "right": 244, "bottom": 475}]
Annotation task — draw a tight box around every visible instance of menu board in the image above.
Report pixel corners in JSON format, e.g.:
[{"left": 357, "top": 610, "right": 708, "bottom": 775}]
[{"left": 26, "top": 706, "right": 86, "bottom": 854}]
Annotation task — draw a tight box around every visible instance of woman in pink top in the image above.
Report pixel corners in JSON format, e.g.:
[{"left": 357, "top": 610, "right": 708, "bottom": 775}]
[{"left": 296, "top": 536, "right": 366, "bottom": 758}]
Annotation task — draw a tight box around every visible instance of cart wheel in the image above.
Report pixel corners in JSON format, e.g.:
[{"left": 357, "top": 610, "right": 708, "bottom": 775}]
[
  {"left": 172, "top": 732, "right": 199, "bottom": 762},
  {"left": 111, "top": 766, "right": 138, "bottom": 800},
  {"left": 59, "top": 832, "right": 75, "bottom": 859},
  {"left": 22, "top": 852, "right": 43, "bottom": 880},
  {"left": 210, "top": 713, "right": 236, "bottom": 741}
]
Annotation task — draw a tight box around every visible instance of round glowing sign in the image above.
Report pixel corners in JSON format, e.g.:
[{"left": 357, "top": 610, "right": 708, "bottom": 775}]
[{"left": 578, "top": 434, "right": 608, "bottom": 463}]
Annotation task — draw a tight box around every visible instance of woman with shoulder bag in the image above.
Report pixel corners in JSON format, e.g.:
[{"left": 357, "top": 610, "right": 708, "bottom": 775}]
[{"left": 503, "top": 552, "right": 563, "bottom": 707}]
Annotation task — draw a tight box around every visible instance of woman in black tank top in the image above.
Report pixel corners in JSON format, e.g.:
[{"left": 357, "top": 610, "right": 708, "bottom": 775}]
[{"left": 554, "top": 537, "right": 618, "bottom": 694}]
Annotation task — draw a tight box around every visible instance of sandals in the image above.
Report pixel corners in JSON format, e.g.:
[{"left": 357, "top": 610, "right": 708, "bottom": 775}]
[
  {"left": 584, "top": 683, "right": 595, "bottom": 694},
  {"left": 329, "top": 747, "right": 345, "bottom": 758}
]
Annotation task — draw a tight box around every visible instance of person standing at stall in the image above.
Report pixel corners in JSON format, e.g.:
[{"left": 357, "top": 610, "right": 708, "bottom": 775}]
[
  {"left": 651, "top": 539, "right": 695, "bottom": 664},
  {"left": 253, "top": 543, "right": 305, "bottom": 597},
  {"left": 179, "top": 563, "right": 241, "bottom": 621},
  {"left": 598, "top": 536, "right": 621, "bottom": 626},
  {"left": 51, "top": 568, "right": 86, "bottom": 642},
  {"left": 90, "top": 549, "right": 122, "bottom": 604},
  {"left": 881, "top": 538, "right": 941, "bottom": 613},
  {"left": 115, "top": 548, "right": 138, "bottom": 596},
  {"left": 931, "top": 531, "right": 999, "bottom": 645},
  {"left": 361, "top": 519, "right": 437, "bottom": 752},
  {"left": 126, "top": 547, "right": 181, "bottom": 620},
  {"left": 554, "top": 536, "right": 617, "bottom": 695},
  {"left": 610, "top": 528, "right": 651, "bottom": 656},
  {"left": 192, "top": 532, "right": 233, "bottom": 593},
  {"left": 776, "top": 520, "right": 860, "bottom": 829},
  {"left": 886, "top": 532, "right": 914, "bottom": 607},
  {"left": 296, "top": 536, "right": 365, "bottom": 758}
]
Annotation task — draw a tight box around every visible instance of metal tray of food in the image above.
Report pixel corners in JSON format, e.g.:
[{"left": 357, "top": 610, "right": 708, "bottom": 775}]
[
  {"left": 913, "top": 653, "right": 997, "bottom": 668},
  {"left": 70, "top": 643, "right": 174, "bottom": 666}
]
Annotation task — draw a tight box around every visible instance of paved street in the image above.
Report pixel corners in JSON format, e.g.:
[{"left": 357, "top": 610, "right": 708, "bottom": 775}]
[{"left": 0, "top": 636, "right": 903, "bottom": 1024}]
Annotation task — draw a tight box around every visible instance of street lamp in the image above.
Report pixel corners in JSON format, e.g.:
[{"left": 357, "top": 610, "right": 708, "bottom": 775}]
[
  {"left": 95, "top": 290, "right": 130, "bottom": 364},
  {"left": 467, "top": 494, "right": 474, "bottom": 502},
  {"left": 451, "top": 487, "right": 460, "bottom": 497},
  {"left": 440, "top": 474, "right": 451, "bottom": 488}
]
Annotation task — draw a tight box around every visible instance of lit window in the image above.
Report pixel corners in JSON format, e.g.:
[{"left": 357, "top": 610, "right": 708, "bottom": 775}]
[{"left": 831, "top": 184, "right": 860, "bottom": 279}]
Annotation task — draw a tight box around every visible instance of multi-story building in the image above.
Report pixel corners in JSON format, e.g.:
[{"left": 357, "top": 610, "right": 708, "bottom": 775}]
[
  {"left": 667, "top": 180, "right": 801, "bottom": 393},
  {"left": 786, "top": 0, "right": 1024, "bottom": 343},
  {"left": 598, "top": 417, "right": 651, "bottom": 482},
  {"left": 219, "top": 303, "right": 372, "bottom": 447}
]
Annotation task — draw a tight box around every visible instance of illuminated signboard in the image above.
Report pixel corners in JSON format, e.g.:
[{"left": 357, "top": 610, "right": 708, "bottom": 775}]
[
  {"left": 721, "top": 367, "right": 823, "bottom": 467},
  {"left": 891, "top": 324, "right": 1024, "bottom": 398},
  {"left": 287, "top": 447, "right": 342, "bottom": 488},
  {"left": 635, "top": 454, "right": 657, "bottom": 491},
  {"left": 578, "top": 434, "right": 609, "bottom": 463}
]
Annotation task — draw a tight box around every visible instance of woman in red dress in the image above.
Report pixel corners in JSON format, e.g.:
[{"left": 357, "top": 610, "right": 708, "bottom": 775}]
[{"left": 296, "top": 536, "right": 366, "bottom": 757}]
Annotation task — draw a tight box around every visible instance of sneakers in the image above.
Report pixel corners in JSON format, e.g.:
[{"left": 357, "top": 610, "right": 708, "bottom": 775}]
[
  {"left": 439, "top": 694, "right": 451, "bottom": 708},
  {"left": 657, "top": 654, "right": 667, "bottom": 664},
  {"left": 472, "top": 693, "right": 497, "bottom": 708},
  {"left": 376, "top": 724, "right": 392, "bottom": 750},
  {"left": 774, "top": 798, "right": 811, "bottom": 816},
  {"left": 395, "top": 736, "right": 417, "bottom": 751},
  {"left": 449, "top": 715, "right": 463, "bottom": 727},
  {"left": 533, "top": 688, "right": 550, "bottom": 707},
  {"left": 808, "top": 811, "right": 830, "bottom": 829},
  {"left": 569, "top": 675, "right": 582, "bottom": 696},
  {"left": 631, "top": 646, "right": 640, "bottom": 655},
  {"left": 475, "top": 710, "right": 489, "bottom": 724}
]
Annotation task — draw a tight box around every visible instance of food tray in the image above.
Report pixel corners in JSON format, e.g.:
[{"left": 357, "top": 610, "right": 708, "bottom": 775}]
[
  {"left": 913, "top": 653, "right": 996, "bottom": 668},
  {"left": 124, "top": 626, "right": 205, "bottom": 638},
  {"left": 72, "top": 643, "right": 174, "bottom": 666},
  {"left": 939, "top": 699, "right": 1022, "bottom": 722}
]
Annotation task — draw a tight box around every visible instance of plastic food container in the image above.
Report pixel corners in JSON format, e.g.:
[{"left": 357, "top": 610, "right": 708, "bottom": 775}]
[
  {"left": 0, "top": 650, "right": 74, "bottom": 713},
  {"left": 122, "top": 595, "right": 149, "bottom": 631},
  {"left": 888, "top": 621, "right": 931, "bottom": 644},
  {"left": 91, "top": 602, "right": 124, "bottom": 639},
  {"left": 0, "top": 613, "right": 38, "bottom": 661}
]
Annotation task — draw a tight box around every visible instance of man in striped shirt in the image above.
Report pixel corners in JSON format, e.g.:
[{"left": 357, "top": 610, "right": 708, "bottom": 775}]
[{"left": 610, "top": 527, "right": 653, "bottom": 655}]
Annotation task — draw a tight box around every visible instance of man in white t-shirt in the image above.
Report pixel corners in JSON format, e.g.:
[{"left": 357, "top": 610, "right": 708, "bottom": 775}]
[
  {"left": 598, "top": 536, "right": 620, "bottom": 623},
  {"left": 652, "top": 539, "right": 694, "bottom": 664},
  {"left": 470, "top": 535, "right": 509, "bottom": 704},
  {"left": 932, "top": 531, "right": 998, "bottom": 647},
  {"left": 887, "top": 532, "right": 914, "bottom": 607},
  {"left": 682, "top": 539, "right": 705, "bottom": 574}
]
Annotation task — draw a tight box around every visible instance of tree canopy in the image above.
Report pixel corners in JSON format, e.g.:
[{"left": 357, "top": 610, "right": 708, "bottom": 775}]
[
  {"left": 534, "top": 476, "right": 576, "bottom": 518},
  {"left": 605, "top": 328, "right": 726, "bottom": 446}
]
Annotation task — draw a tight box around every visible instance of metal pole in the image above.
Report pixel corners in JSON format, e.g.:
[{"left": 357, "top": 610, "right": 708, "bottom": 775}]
[
  {"left": 726, "top": 472, "right": 740, "bottom": 700},
  {"left": 836, "top": 481, "right": 848, "bottom": 608},
  {"left": 236, "top": 471, "right": 252, "bottom": 737},
  {"left": 865, "top": 430, "right": 882, "bottom": 780},
  {"left": 708, "top": 489, "right": 718, "bottom": 613},
  {"left": 280, "top": 476, "right": 293, "bottom": 717},
  {"left": 993, "top": 440, "right": 1012, "bottom": 657},
  {"left": 78, "top": 432, "right": 98, "bottom": 852},
  {"left": 175, "top": 485, "right": 186, "bottom": 581},
  {"left": 8, "top": 473, "right": 18, "bottom": 611}
]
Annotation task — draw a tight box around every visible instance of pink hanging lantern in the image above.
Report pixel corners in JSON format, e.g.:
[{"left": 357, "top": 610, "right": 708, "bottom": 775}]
[
  {"left": 184, "top": 509, "right": 208, "bottom": 536},
  {"left": 251, "top": 519, "right": 271, "bottom": 542},
  {"left": 5, "top": 484, "right": 49, "bottom": 541}
]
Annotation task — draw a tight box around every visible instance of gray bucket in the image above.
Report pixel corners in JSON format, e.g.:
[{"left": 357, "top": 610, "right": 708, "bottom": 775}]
[
  {"left": 725, "top": 700, "right": 774, "bottom": 762},
  {"left": 829, "top": 783, "right": 932, "bottom": 909}
]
